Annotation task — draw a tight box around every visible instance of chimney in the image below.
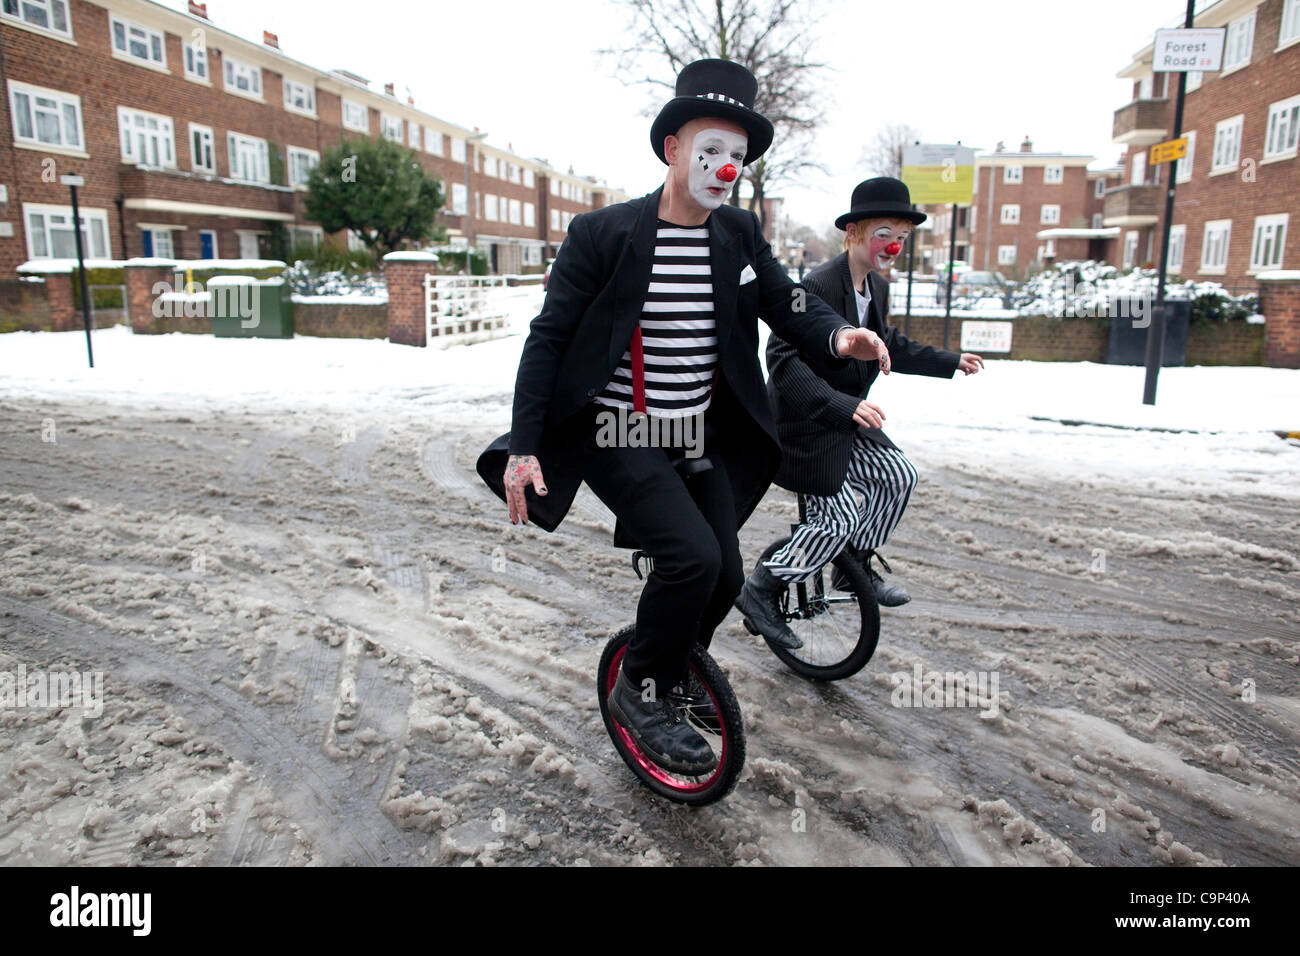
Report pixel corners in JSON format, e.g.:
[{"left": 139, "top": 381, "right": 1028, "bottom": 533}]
[
  {"left": 995, "top": 140, "right": 1005, "bottom": 152},
  {"left": 1020, "top": 135, "right": 1033, "bottom": 153},
  {"left": 262, "top": 30, "right": 279, "bottom": 49},
  {"left": 384, "top": 82, "right": 395, "bottom": 97},
  {"left": 188, "top": 1, "right": 208, "bottom": 18}
]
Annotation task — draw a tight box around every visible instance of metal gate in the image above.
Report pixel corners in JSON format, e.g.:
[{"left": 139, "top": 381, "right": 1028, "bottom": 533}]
[{"left": 423, "top": 275, "right": 509, "bottom": 347}]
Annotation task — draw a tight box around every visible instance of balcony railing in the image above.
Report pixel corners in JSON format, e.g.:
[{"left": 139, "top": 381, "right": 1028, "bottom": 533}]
[
  {"left": 1112, "top": 99, "right": 1171, "bottom": 146},
  {"left": 1102, "top": 183, "right": 1162, "bottom": 225}
]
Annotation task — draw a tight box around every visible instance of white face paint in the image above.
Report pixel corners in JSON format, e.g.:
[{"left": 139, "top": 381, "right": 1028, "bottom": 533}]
[{"left": 686, "top": 127, "right": 748, "bottom": 210}]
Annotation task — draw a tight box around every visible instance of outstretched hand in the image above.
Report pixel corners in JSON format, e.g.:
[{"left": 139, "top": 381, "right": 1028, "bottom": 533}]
[
  {"left": 835, "top": 327, "right": 891, "bottom": 374},
  {"left": 958, "top": 352, "right": 984, "bottom": 375},
  {"left": 504, "top": 454, "right": 547, "bottom": 525}
]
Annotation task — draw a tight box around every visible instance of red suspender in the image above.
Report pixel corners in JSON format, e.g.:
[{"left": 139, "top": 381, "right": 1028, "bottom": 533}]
[{"left": 630, "top": 325, "right": 647, "bottom": 414}]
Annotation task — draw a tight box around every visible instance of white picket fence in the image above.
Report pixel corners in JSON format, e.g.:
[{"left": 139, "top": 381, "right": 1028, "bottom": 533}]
[{"left": 424, "top": 275, "right": 510, "bottom": 347}]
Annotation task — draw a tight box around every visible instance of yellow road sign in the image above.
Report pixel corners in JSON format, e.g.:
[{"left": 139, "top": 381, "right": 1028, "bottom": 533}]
[
  {"left": 1149, "top": 137, "right": 1188, "bottom": 165},
  {"left": 902, "top": 144, "right": 976, "bottom": 204}
]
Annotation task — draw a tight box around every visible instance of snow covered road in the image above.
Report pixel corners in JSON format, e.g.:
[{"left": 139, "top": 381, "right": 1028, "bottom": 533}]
[{"left": 2, "top": 303, "right": 1298, "bottom": 866}]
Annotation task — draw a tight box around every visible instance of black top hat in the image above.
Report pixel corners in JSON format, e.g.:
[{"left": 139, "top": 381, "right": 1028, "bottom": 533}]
[
  {"left": 650, "top": 58, "right": 774, "bottom": 166},
  {"left": 835, "top": 177, "right": 927, "bottom": 230}
]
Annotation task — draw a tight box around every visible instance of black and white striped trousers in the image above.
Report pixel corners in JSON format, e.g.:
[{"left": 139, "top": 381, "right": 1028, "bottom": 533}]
[{"left": 764, "top": 435, "right": 919, "bottom": 583}]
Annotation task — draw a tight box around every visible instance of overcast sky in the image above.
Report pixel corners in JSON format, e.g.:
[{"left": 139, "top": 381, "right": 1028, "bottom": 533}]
[{"left": 157, "top": 0, "right": 1189, "bottom": 232}]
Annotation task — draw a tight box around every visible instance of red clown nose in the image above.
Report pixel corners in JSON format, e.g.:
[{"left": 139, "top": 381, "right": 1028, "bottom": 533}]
[
  {"left": 885, "top": 241, "right": 903, "bottom": 256},
  {"left": 716, "top": 164, "right": 738, "bottom": 183}
]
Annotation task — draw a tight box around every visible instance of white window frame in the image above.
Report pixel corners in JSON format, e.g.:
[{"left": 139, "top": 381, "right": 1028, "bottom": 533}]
[
  {"left": 524, "top": 202, "right": 535, "bottom": 228},
  {"left": 223, "top": 55, "right": 263, "bottom": 100},
  {"left": 997, "top": 245, "right": 1016, "bottom": 265},
  {"left": 291, "top": 225, "right": 324, "bottom": 249},
  {"left": 408, "top": 121, "right": 420, "bottom": 149},
  {"left": 1040, "top": 204, "right": 1061, "bottom": 225},
  {"left": 380, "top": 113, "right": 403, "bottom": 143},
  {"left": 110, "top": 14, "right": 166, "bottom": 71},
  {"left": 189, "top": 122, "right": 215, "bottom": 175},
  {"left": 1199, "top": 219, "right": 1231, "bottom": 274},
  {"left": 508, "top": 163, "right": 521, "bottom": 184},
  {"left": 450, "top": 137, "right": 466, "bottom": 163},
  {"left": 508, "top": 198, "right": 522, "bottom": 225},
  {"left": 1167, "top": 224, "right": 1185, "bottom": 273},
  {"left": 1003, "top": 165, "right": 1023, "bottom": 184},
  {"left": 2, "top": 0, "right": 72, "bottom": 38},
  {"left": 1123, "top": 230, "right": 1139, "bottom": 270},
  {"left": 1094, "top": 178, "right": 1107, "bottom": 198},
  {"left": 227, "top": 131, "right": 270, "bottom": 184},
  {"left": 1223, "top": 9, "right": 1255, "bottom": 73},
  {"left": 550, "top": 208, "right": 560, "bottom": 231},
  {"left": 287, "top": 146, "right": 319, "bottom": 188},
  {"left": 549, "top": 178, "right": 559, "bottom": 196},
  {"left": 184, "top": 35, "right": 208, "bottom": 82},
  {"left": 483, "top": 155, "right": 498, "bottom": 178},
  {"left": 424, "top": 129, "right": 443, "bottom": 155},
  {"left": 1264, "top": 95, "right": 1300, "bottom": 162},
  {"left": 524, "top": 169, "right": 535, "bottom": 189},
  {"left": 1185, "top": 70, "right": 1203, "bottom": 92},
  {"left": 560, "top": 181, "right": 570, "bottom": 200},
  {"left": 117, "top": 106, "right": 176, "bottom": 168},
  {"left": 1249, "top": 214, "right": 1288, "bottom": 272},
  {"left": 1211, "top": 115, "right": 1244, "bottom": 174},
  {"left": 22, "top": 203, "right": 111, "bottom": 260},
  {"left": 1131, "top": 151, "right": 1146, "bottom": 185},
  {"left": 1091, "top": 212, "right": 1104, "bottom": 229},
  {"left": 1000, "top": 203, "right": 1020, "bottom": 224},
  {"left": 1138, "top": 75, "right": 1154, "bottom": 99},
  {"left": 1175, "top": 130, "right": 1196, "bottom": 183},
  {"left": 236, "top": 229, "right": 264, "bottom": 259},
  {"left": 1043, "top": 165, "right": 1064, "bottom": 184},
  {"left": 450, "top": 182, "right": 467, "bottom": 215},
  {"left": 1282, "top": 0, "right": 1300, "bottom": 48},
  {"left": 342, "top": 99, "right": 369, "bottom": 133},
  {"left": 483, "top": 194, "right": 499, "bottom": 222},
  {"left": 8, "top": 80, "right": 83, "bottom": 153},
  {"left": 143, "top": 227, "right": 175, "bottom": 258},
  {"left": 283, "top": 79, "right": 316, "bottom": 117}
]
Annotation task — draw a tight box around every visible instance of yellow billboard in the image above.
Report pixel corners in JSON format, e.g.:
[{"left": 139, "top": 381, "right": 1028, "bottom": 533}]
[{"left": 902, "top": 144, "right": 975, "bottom": 205}]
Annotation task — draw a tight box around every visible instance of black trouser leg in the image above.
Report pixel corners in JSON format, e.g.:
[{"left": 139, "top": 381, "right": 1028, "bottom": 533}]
[{"left": 685, "top": 456, "right": 742, "bottom": 653}]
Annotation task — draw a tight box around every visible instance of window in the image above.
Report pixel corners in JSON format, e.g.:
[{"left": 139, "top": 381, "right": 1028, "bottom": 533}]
[
  {"left": 997, "top": 245, "right": 1016, "bottom": 265},
  {"left": 291, "top": 225, "right": 323, "bottom": 249},
  {"left": 227, "top": 131, "right": 270, "bottom": 183},
  {"left": 223, "top": 56, "right": 263, "bottom": 98},
  {"left": 508, "top": 163, "right": 521, "bottom": 184},
  {"left": 1000, "top": 204, "right": 1020, "bottom": 224},
  {"left": 236, "top": 230, "right": 263, "bottom": 259},
  {"left": 524, "top": 169, "right": 535, "bottom": 189},
  {"left": 424, "top": 129, "right": 443, "bottom": 155},
  {"left": 2, "top": 0, "right": 71, "bottom": 37},
  {"left": 117, "top": 107, "right": 175, "bottom": 167},
  {"left": 381, "top": 114, "right": 403, "bottom": 142},
  {"left": 1167, "top": 225, "right": 1185, "bottom": 273},
  {"left": 1250, "top": 214, "right": 1288, "bottom": 271},
  {"left": 1123, "top": 231, "right": 1139, "bottom": 269},
  {"left": 283, "top": 80, "right": 316, "bottom": 116},
  {"left": 1223, "top": 10, "right": 1255, "bottom": 71},
  {"left": 23, "top": 204, "right": 110, "bottom": 260},
  {"left": 1131, "top": 151, "right": 1146, "bottom": 185},
  {"left": 347, "top": 230, "right": 367, "bottom": 253},
  {"left": 1211, "top": 115, "right": 1244, "bottom": 173},
  {"left": 1265, "top": 96, "right": 1300, "bottom": 160},
  {"left": 1200, "top": 219, "right": 1231, "bottom": 273},
  {"left": 1002, "top": 165, "right": 1022, "bottom": 184},
  {"left": 524, "top": 202, "right": 535, "bottom": 228},
  {"left": 1094, "top": 177, "right": 1107, "bottom": 198},
  {"left": 1175, "top": 130, "right": 1196, "bottom": 183},
  {"left": 483, "top": 156, "right": 498, "bottom": 178},
  {"left": 342, "top": 99, "right": 368, "bottom": 133},
  {"left": 1043, "top": 165, "right": 1063, "bottom": 184},
  {"left": 184, "top": 36, "right": 207, "bottom": 81},
  {"left": 484, "top": 195, "right": 498, "bottom": 221},
  {"left": 549, "top": 178, "right": 559, "bottom": 196},
  {"left": 474, "top": 192, "right": 480, "bottom": 218},
  {"left": 141, "top": 227, "right": 174, "bottom": 258},
  {"left": 409, "top": 122, "right": 420, "bottom": 149},
  {"left": 110, "top": 15, "right": 166, "bottom": 69},
  {"left": 1091, "top": 213, "right": 1104, "bottom": 229},
  {"left": 508, "top": 199, "right": 521, "bottom": 225},
  {"left": 1040, "top": 204, "right": 1060, "bottom": 224},
  {"left": 560, "top": 181, "right": 570, "bottom": 199},
  {"left": 1186, "top": 70, "right": 1202, "bottom": 92},
  {"left": 1138, "top": 75, "right": 1153, "bottom": 99},
  {"left": 550, "top": 209, "right": 559, "bottom": 230},
  {"left": 190, "top": 123, "right": 214, "bottom": 174},
  {"left": 523, "top": 245, "right": 542, "bottom": 267},
  {"left": 287, "top": 146, "right": 319, "bottom": 187},
  {"left": 450, "top": 182, "right": 467, "bottom": 215},
  {"left": 1283, "top": 0, "right": 1300, "bottom": 46},
  {"left": 9, "top": 81, "right": 82, "bottom": 151},
  {"left": 450, "top": 137, "right": 466, "bottom": 163}
]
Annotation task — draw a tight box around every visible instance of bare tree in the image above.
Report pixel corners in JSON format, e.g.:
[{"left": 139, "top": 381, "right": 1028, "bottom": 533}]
[
  {"left": 862, "top": 123, "right": 922, "bottom": 179},
  {"left": 602, "top": 0, "right": 830, "bottom": 231}
]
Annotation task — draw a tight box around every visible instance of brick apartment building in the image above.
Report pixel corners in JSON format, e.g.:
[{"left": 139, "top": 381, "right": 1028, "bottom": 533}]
[
  {"left": 0, "top": 0, "right": 628, "bottom": 276},
  {"left": 925, "top": 139, "right": 1121, "bottom": 278},
  {"left": 1107, "top": 0, "right": 1299, "bottom": 285}
]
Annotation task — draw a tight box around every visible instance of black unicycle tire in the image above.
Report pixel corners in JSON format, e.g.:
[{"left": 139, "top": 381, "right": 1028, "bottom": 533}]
[
  {"left": 752, "top": 535, "right": 881, "bottom": 681},
  {"left": 597, "top": 625, "right": 745, "bottom": 806}
]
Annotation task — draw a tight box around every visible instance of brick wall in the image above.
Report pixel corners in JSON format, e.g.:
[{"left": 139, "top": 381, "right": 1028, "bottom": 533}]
[
  {"left": 0, "top": 278, "right": 52, "bottom": 331},
  {"left": 1260, "top": 276, "right": 1300, "bottom": 367},
  {"left": 294, "top": 300, "right": 386, "bottom": 338}
]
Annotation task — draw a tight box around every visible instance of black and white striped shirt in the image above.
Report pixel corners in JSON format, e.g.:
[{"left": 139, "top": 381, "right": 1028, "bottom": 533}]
[{"left": 595, "top": 221, "right": 718, "bottom": 417}]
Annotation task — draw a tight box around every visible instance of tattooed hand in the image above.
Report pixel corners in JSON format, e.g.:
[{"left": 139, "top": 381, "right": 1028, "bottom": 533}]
[{"left": 504, "top": 454, "right": 547, "bottom": 525}]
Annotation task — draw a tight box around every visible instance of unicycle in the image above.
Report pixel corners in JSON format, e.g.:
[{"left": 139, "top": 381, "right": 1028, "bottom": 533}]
[
  {"left": 744, "top": 493, "right": 882, "bottom": 681},
  {"left": 597, "top": 624, "right": 745, "bottom": 805}
]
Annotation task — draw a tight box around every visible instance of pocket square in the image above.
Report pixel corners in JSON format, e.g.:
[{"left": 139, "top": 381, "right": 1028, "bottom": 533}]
[{"left": 739, "top": 263, "right": 757, "bottom": 285}]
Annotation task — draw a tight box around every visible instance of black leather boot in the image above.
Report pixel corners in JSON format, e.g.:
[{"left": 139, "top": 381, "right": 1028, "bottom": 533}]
[
  {"left": 835, "top": 551, "right": 911, "bottom": 606},
  {"left": 734, "top": 563, "right": 802, "bottom": 648},
  {"left": 607, "top": 670, "right": 717, "bottom": 775}
]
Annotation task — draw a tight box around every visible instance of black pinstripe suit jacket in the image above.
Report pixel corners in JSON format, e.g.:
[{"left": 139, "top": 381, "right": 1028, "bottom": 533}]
[{"left": 767, "top": 252, "right": 960, "bottom": 496}]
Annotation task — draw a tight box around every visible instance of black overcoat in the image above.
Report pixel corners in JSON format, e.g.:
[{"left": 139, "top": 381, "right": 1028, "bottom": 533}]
[
  {"left": 767, "top": 252, "right": 960, "bottom": 496},
  {"left": 476, "top": 186, "right": 852, "bottom": 544}
]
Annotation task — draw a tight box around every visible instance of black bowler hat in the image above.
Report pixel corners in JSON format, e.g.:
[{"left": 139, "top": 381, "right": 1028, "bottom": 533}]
[
  {"left": 835, "top": 177, "right": 927, "bottom": 230},
  {"left": 650, "top": 58, "right": 774, "bottom": 166}
]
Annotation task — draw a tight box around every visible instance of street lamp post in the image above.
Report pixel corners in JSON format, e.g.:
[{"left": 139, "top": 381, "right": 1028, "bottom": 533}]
[
  {"left": 61, "top": 174, "right": 94, "bottom": 368},
  {"left": 463, "top": 130, "right": 489, "bottom": 275}
]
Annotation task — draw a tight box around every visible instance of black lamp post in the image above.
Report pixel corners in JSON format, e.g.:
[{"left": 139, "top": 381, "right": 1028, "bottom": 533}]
[{"left": 61, "top": 173, "right": 94, "bottom": 368}]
